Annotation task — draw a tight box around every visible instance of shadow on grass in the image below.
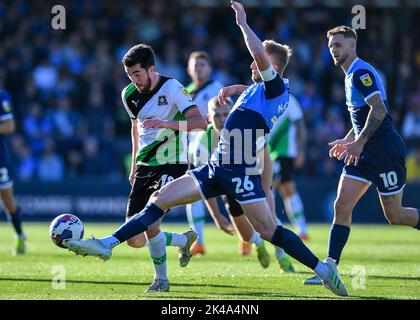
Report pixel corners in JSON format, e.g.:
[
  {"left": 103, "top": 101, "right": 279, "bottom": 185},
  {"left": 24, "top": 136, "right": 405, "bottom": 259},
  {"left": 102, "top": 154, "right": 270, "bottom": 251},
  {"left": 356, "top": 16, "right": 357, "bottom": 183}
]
[{"left": 0, "top": 277, "right": 238, "bottom": 289}]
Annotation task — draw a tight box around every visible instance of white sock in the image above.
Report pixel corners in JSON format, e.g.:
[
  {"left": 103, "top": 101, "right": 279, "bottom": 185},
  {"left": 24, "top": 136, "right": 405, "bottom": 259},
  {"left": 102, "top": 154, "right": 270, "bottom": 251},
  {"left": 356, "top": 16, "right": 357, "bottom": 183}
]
[
  {"left": 186, "top": 201, "right": 206, "bottom": 245},
  {"left": 314, "top": 260, "right": 329, "bottom": 280},
  {"left": 284, "top": 193, "right": 308, "bottom": 235},
  {"left": 164, "top": 232, "right": 187, "bottom": 248},
  {"left": 148, "top": 232, "right": 168, "bottom": 281},
  {"left": 247, "top": 230, "right": 264, "bottom": 247},
  {"left": 99, "top": 235, "right": 120, "bottom": 248}
]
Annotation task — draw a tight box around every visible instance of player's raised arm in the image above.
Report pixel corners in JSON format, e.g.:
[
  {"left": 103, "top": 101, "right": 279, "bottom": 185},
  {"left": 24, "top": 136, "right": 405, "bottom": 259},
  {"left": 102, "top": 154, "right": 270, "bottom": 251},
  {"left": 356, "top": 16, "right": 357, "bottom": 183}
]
[{"left": 231, "top": 1, "right": 272, "bottom": 73}]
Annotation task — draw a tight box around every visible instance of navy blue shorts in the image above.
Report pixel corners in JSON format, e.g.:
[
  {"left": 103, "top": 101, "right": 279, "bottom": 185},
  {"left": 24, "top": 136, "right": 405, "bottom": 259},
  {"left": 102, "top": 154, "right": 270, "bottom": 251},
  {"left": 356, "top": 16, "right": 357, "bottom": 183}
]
[
  {"left": 188, "top": 162, "right": 266, "bottom": 204},
  {"left": 342, "top": 134, "right": 406, "bottom": 196}
]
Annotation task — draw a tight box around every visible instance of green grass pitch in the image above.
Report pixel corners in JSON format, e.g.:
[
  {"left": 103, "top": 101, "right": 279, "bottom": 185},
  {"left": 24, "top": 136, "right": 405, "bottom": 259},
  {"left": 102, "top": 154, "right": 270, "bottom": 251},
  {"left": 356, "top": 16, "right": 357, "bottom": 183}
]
[{"left": 0, "top": 222, "right": 419, "bottom": 300}]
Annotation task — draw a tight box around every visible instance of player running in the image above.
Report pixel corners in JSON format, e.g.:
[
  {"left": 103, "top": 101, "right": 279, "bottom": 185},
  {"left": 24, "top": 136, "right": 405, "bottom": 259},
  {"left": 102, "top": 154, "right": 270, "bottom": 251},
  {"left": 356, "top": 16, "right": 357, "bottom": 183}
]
[
  {"left": 118, "top": 44, "right": 207, "bottom": 292},
  {"left": 66, "top": 2, "right": 348, "bottom": 297},
  {"left": 268, "top": 94, "right": 310, "bottom": 240},
  {"left": 191, "top": 96, "right": 295, "bottom": 272},
  {"left": 304, "top": 26, "right": 420, "bottom": 285},
  {"left": 184, "top": 51, "right": 225, "bottom": 256},
  {"left": 0, "top": 89, "right": 26, "bottom": 255}
]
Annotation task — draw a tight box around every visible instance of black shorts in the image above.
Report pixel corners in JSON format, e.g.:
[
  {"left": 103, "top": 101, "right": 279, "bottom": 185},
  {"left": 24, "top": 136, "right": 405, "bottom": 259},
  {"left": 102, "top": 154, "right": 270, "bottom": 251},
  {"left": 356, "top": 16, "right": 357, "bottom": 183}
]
[
  {"left": 273, "top": 157, "right": 294, "bottom": 183},
  {"left": 222, "top": 194, "right": 244, "bottom": 217},
  {"left": 126, "top": 164, "right": 189, "bottom": 218}
]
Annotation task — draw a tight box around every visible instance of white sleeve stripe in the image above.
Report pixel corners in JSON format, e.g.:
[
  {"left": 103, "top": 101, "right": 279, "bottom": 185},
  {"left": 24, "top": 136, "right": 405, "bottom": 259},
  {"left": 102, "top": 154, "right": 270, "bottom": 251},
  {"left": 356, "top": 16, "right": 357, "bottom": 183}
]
[
  {"left": 364, "top": 91, "right": 381, "bottom": 102},
  {"left": 121, "top": 92, "right": 136, "bottom": 119}
]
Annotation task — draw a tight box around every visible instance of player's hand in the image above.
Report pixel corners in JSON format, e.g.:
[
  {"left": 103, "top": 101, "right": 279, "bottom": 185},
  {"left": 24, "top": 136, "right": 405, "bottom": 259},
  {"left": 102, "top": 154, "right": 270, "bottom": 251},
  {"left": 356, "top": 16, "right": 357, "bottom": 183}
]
[
  {"left": 214, "top": 215, "right": 235, "bottom": 235},
  {"left": 141, "top": 118, "right": 167, "bottom": 129},
  {"left": 231, "top": 1, "right": 247, "bottom": 27},
  {"left": 218, "top": 86, "right": 237, "bottom": 106},
  {"left": 328, "top": 138, "right": 352, "bottom": 159},
  {"left": 339, "top": 140, "right": 365, "bottom": 166}
]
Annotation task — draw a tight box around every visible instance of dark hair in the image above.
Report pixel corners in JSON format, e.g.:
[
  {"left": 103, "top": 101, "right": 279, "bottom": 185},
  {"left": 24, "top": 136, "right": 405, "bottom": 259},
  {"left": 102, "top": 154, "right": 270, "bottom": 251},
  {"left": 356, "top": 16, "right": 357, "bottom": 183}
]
[
  {"left": 122, "top": 44, "right": 155, "bottom": 68},
  {"left": 327, "top": 26, "right": 357, "bottom": 41}
]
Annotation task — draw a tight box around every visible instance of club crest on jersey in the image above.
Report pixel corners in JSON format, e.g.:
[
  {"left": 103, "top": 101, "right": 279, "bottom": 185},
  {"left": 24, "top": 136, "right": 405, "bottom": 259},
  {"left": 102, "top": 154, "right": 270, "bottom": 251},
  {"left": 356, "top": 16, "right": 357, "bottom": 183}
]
[
  {"left": 360, "top": 73, "right": 372, "bottom": 86},
  {"left": 158, "top": 95, "right": 168, "bottom": 106}
]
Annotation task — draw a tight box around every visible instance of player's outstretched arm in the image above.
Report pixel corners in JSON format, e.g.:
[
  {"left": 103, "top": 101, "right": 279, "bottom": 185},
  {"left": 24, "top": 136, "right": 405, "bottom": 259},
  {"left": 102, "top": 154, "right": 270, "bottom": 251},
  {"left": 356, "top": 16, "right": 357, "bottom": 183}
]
[
  {"left": 218, "top": 84, "right": 248, "bottom": 106},
  {"left": 231, "top": 1, "right": 271, "bottom": 72}
]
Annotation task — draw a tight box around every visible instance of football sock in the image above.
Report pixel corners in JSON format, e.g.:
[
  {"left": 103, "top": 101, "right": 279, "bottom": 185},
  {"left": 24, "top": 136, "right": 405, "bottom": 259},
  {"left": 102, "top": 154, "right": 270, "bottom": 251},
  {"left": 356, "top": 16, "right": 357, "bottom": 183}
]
[
  {"left": 99, "top": 235, "right": 120, "bottom": 248},
  {"left": 113, "top": 203, "right": 165, "bottom": 243},
  {"left": 273, "top": 218, "right": 286, "bottom": 258},
  {"left": 327, "top": 224, "right": 350, "bottom": 265},
  {"left": 270, "top": 225, "right": 318, "bottom": 270},
  {"left": 314, "top": 260, "right": 330, "bottom": 280},
  {"left": 247, "top": 230, "right": 264, "bottom": 247},
  {"left": 414, "top": 210, "right": 420, "bottom": 230},
  {"left": 186, "top": 201, "right": 206, "bottom": 245},
  {"left": 148, "top": 232, "right": 168, "bottom": 281},
  {"left": 164, "top": 232, "right": 187, "bottom": 248},
  {"left": 7, "top": 207, "right": 23, "bottom": 236},
  {"left": 284, "top": 193, "right": 308, "bottom": 236}
]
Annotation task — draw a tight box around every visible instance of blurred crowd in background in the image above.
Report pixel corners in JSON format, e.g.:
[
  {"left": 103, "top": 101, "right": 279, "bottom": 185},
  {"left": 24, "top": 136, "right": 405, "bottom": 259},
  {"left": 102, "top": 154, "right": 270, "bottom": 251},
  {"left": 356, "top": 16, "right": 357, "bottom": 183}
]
[{"left": 0, "top": 0, "right": 419, "bottom": 183}]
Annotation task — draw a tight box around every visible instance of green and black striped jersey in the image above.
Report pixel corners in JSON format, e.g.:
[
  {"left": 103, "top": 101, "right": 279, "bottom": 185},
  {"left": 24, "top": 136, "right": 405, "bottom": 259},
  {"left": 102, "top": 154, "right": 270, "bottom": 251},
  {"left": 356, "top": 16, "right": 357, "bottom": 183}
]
[{"left": 121, "top": 75, "right": 196, "bottom": 166}]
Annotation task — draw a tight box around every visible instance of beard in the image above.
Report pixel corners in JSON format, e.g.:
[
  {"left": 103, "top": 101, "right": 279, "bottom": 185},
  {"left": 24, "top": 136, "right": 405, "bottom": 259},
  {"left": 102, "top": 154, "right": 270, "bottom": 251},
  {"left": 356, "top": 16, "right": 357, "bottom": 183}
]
[
  {"left": 138, "top": 73, "right": 152, "bottom": 92},
  {"left": 335, "top": 53, "right": 349, "bottom": 66},
  {"left": 251, "top": 71, "right": 262, "bottom": 83}
]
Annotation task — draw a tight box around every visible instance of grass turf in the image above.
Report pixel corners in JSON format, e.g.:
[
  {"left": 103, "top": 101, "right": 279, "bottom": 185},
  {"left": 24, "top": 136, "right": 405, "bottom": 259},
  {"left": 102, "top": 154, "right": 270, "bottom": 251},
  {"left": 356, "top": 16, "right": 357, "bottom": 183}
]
[{"left": 0, "top": 222, "right": 419, "bottom": 300}]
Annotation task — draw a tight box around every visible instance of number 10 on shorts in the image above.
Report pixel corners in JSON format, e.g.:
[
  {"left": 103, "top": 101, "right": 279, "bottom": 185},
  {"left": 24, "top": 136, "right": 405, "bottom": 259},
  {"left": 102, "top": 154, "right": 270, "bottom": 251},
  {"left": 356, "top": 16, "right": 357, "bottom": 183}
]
[
  {"left": 379, "top": 171, "right": 398, "bottom": 188},
  {"left": 232, "top": 176, "right": 254, "bottom": 194}
]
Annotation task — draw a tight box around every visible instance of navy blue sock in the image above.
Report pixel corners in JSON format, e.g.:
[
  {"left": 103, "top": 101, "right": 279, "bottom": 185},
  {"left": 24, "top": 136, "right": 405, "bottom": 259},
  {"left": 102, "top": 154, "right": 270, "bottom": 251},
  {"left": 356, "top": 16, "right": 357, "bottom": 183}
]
[
  {"left": 327, "top": 224, "right": 350, "bottom": 265},
  {"left": 414, "top": 209, "right": 420, "bottom": 230},
  {"left": 7, "top": 207, "right": 23, "bottom": 236},
  {"left": 270, "top": 225, "right": 319, "bottom": 270},
  {"left": 113, "top": 203, "right": 165, "bottom": 243}
]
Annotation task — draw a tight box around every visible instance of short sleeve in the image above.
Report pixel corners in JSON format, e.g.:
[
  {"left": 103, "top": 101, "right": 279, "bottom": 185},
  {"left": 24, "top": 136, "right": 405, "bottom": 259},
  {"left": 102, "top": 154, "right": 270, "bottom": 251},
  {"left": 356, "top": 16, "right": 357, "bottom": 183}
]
[
  {"left": 170, "top": 80, "right": 197, "bottom": 115},
  {"left": 0, "top": 91, "right": 13, "bottom": 122},
  {"left": 352, "top": 69, "right": 381, "bottom": 101},
  {"left": 120, "top": 87, "right": 136, "bottom": 119},
  {"left": 264, "top": 74, "right": 286, "bottom": 100}
]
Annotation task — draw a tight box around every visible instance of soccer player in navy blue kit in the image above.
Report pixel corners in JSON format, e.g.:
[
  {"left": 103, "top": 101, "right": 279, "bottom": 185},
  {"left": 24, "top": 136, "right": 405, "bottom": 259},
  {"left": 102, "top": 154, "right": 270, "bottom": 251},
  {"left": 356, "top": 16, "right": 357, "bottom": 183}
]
[
  {"left": 304, "top": 26, "right": 420, "bottom": 285},
  {"left": 0, "top": 89, "right": 26, "bottom": 255},
  {"left": 66, "top": 2, "right": 348, "bottom": 296}
]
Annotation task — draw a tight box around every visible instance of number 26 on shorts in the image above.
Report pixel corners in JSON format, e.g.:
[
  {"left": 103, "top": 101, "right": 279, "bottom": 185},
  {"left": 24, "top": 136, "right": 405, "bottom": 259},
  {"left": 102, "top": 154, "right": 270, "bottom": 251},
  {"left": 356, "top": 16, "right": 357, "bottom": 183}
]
[{"left": 232, "top": 176, "right": 254, "bottom": 194}]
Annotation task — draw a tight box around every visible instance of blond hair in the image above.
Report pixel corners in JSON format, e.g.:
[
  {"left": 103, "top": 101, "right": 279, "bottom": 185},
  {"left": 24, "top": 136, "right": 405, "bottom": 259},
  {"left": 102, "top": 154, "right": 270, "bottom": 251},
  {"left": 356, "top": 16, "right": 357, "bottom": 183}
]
[
  {"left": 208, "top": 96, "right": 233, "bottom": 113},
  {"left": 262, "top": 40, "right": 293, "bottom": 75}
]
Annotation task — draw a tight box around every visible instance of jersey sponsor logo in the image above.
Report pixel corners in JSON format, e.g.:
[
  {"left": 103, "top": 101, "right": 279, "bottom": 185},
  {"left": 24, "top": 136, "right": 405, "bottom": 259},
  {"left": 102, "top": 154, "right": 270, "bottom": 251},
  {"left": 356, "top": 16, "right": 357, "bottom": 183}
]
[
  {"left": 360, "top": 73, "right": 372, "bottom": 86},
  {"left": 2, "top": 101, "right": 11, "bottom": 112},
  {"left": 158, "top": 95, "right": 168, "bottom": 106}
]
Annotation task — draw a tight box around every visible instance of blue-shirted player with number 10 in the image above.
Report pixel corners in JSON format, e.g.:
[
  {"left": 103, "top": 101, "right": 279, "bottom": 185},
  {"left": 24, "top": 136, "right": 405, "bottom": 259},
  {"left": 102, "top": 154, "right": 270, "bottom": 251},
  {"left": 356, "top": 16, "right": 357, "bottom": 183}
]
[
  {"left": 65, "top": 2, "right": 348, "bottom": 296},
  {"left": 0, "top": 89, "right": 26, "bottom": 255},
  {"left": 304, "top": 26, "right": 420, "bottom": 285}
]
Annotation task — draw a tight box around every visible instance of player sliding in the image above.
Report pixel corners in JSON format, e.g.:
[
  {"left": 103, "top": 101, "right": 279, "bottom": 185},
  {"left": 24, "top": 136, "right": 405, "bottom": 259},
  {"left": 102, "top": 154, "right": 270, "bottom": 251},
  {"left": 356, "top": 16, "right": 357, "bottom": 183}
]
[
  {"left": 304, "top": 26, "right": 420, "bottom": 285},
  {"left": 66, "top": 1, "right": 348, "bottom": 296}
]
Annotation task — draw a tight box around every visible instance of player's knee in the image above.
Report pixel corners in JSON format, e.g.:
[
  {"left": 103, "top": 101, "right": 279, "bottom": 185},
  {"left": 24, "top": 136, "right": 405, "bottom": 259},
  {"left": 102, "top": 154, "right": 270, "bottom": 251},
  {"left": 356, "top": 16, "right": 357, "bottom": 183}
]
[
  {"left": 127, "top": 237, "right": 147, "bottom": 248},
  {"left": 334, "top": 198, "right": 353, "bottom": 216}
]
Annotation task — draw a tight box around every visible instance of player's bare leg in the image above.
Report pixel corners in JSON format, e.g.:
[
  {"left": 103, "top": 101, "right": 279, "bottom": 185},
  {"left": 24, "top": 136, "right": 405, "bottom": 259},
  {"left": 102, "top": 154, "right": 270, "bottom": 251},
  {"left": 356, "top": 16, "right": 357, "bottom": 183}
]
[
  {"left": 304, "top": 175, "right": 369, "bottom": 285},
  {"left": 379, "top": 190, "right": 420, "bottom": 228},
  {"left": 0, "top": 187, "right": 26, "bottom": 255}
]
